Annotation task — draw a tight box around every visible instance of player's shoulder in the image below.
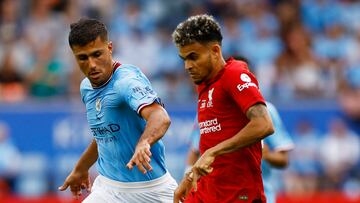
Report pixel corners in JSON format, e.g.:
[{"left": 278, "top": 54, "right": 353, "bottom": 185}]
[
  {"left": 80, "top": 78, "right": 92, "bottom": 92},
  {"left": 223, "top": 58, "right": 252, "bottom": 78},
  {"left": 226, "top": 58, "right": 249, "bottom": 71},
  {"left": 79, "top": 78, "right": 92, "bottom": 103},
  {"left": 113, "top": 64, "right": 148, "bottom": 89},
  {"left": 113, "top": 64, "right": 143, "bottom": 81},
  {"left": 222, "top": 58, "right": 258, "bottom": 86},
  {"left": 115, "top": 64, "right": 141, "bottom": 75}
]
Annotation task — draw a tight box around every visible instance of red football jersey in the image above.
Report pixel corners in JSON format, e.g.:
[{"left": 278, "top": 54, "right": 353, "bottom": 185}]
[{"left": 186, "top": 58, "right": 266, "bottom": 203}]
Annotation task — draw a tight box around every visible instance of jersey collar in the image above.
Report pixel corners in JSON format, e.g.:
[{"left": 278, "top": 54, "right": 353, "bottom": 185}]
[
  {"left": 202, "top": 57, "right": 234, "bottom": 86},
  {"left": 92, "top": 61, "right": 121, "bottom": 89}
]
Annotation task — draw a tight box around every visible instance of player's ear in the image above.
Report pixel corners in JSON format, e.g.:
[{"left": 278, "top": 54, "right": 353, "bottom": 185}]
[
  {"left": 108, "top": 41, "right": 113, "bottom": 54},
  {"left": 210, "top": 43, "right": 221, "bottom": 59}
]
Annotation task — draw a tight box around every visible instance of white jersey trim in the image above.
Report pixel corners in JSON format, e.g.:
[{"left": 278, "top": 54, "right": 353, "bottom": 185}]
[
  {"left": 273, "top": 144, "right": 295, "bottom": 152},
  {"left": 136, "top": 97, "right": 157, "bottom": 114}
]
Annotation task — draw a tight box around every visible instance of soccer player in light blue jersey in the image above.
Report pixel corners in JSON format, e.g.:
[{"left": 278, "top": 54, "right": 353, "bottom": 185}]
[
  {"left": 58, "top": 18, "right": 177, "bottom": 203},
  {"left": 261, "top": 102, "right": 294, "bottom": 203},
  {"left": 185, "top": 102, "right": 294, "bottom": 203}
]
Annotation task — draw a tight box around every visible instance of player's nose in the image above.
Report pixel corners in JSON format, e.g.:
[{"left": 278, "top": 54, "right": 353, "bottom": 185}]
[
  {"left": 88, "top": 57, "right": 97, "bottom": 69},
  {"left": 185, "top": 60, "right": 193, "bottom": 70}
]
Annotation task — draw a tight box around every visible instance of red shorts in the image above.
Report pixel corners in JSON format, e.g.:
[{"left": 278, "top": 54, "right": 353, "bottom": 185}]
[{"left": 184, "top": 177, "right": 266, "bottom": 203}]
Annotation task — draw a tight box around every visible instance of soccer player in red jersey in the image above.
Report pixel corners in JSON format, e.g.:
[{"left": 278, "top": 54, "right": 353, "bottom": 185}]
[{"left": 172, "top": 14, "right": 275, "bottom": 203}]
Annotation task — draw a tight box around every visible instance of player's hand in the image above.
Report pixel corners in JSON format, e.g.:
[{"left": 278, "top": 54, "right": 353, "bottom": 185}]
[
  {"left": 126, "top": 140, "right": 153, "bottom": 173},
  {"left": 191, "top": 149, "right": 214, "bottom": 191},
  {"left": 58, "top": 170, "right": 91, "bottom": 199},
  {"left": 173, "top": 175, "right": 193, "bottom": 203}
]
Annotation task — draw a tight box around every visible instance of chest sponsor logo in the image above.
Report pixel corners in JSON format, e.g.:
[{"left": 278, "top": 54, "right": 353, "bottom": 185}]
[
  {"left": 237, "top": 73, "right": 257, "bottom": 92},
  {"left": 90, "top": 124, "right": 120, "bottom": 137},
  {"left": 198, "top": 118, "right": 222, "bottom": 135}
]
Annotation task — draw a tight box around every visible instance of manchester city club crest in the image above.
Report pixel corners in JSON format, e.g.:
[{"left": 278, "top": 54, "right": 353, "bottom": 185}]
[{"left": 96, "top": 97, "right": 101, "bottom": 112}]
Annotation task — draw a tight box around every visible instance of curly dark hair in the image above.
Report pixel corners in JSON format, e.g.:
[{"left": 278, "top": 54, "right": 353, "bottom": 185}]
[
  {"left": 68, "top": 17, "right": 108, "bottom": 48},
  {"left": 172, "top": 14, "right": 223, "bottom": 47}
]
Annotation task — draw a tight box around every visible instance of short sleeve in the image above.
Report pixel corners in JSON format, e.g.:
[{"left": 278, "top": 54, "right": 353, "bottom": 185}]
[
  {"left": 125, "top": 76, "right": 159, "bottom": 114},
  {"left": 222, "top": 65, "right": 266, "bottom": 114},
  {"left": 80, "top": 88, "right": 85, "bottom": 104},
  {"left": 264, "top": 102, "right": 295, "bottom": 151},
  {"left": 79, "top": 78, "right": 89, "bottom": 104},
  {"left": 190, "top": 114, "right": 200, "bottom": 151}
]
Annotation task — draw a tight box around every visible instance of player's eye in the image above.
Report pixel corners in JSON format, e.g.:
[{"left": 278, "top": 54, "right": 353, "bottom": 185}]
[
  {"left": 93, "top": 51, "right": 102, "bottom": 58},
  {"left": 188, "top": 53, "right": 198, "bottom": 61},
  {"left": 78, "top": 55, "right": 88, "bottom": 61}
]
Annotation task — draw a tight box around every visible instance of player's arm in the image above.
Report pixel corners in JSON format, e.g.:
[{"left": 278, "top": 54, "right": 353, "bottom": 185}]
[
  {"left": 175, "top": 148, "right": 198, "bottom": 203},
  {"left": 262, "top": 144, "right": 290, "bottom": 168},
  {"left": 138, "top": 102, "right": 171, "bottom": 146},
  {"left": 210, "top": 103, "right": 274, "bottom": 156},
  {"left": 183, "top": 147, "right": 200, "bottom": 175},
  {"left": 72, "top": 139, "right": 98, "bottom": 171},
  {"left": 206, "top": 68, "right": 274, "bottom": 156},
  {"left": 59, "top": 139, "right": 98, "bottom": 198},
  {"left": 126, "top": 102, "right": 171, "bottom": 173},
  {"left": 190, "top": 103, "right": 274, "bottom": 189},
  {"left": 262, "top": 102, "right": 294, "bottom": 168},
  {"left": 184, "top": 115, "right": 201, "bottom": 173},
  {"left": 187, "top": 148, "right": 200, "bottom": 167}
]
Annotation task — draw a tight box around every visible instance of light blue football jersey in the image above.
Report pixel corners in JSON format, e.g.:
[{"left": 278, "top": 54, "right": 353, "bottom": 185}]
[
  {"left": 189, "top": 114, "right": 200, "bottom": 151},
  {"left": 262, "top": 102, "right": 294, "bottom": 203},
  {"left": 80, "top": 63, "right": 167, "bottom": 182}
]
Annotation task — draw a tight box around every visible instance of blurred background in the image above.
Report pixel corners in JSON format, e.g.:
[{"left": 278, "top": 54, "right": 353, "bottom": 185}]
[{"left": 0, "top": 0, "right": 360, "bottom": 202}]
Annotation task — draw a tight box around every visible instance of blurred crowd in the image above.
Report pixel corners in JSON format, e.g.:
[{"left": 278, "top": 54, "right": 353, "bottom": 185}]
[
  {"left": 0, "top": 0, "right": 360, "bottom": 113},
  {"left": 1, "top": 0, "right": 360, "bottom": 199},
  {"left": 284, "top": 117, "right": 360, "bottom": 197}
]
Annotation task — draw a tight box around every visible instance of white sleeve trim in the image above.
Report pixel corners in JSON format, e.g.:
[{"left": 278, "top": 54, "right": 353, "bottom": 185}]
[
  {"left": 273, "top": 144, "right": 295, "bottom": 152},
  {"left": 136, "top": 97, "right": 157, "bottom": 114}
]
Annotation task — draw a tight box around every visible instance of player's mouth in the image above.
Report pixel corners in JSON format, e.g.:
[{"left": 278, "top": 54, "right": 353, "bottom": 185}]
[
  {"left": 89, "top": 71, "right": 102, "bottom": 79},
  {"left": 189, "top": 73, "right": 198, "bottom": 80}
]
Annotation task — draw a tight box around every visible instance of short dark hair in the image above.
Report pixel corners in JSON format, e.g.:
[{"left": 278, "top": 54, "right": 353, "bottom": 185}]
[
  {"left": 172, "top": 14, "right": 223, "bottom": 47},
  {"left": 68, "top": 18, "right": 108, "bottom": 48}
]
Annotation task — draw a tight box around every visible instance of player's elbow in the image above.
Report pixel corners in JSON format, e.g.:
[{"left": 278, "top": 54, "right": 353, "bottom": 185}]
[
  {"left": 153, "top": 107, "right": 171, "bottom": 129},
  {"left": 266, "top": 123, "right": 275, "bottom": 137},
  {"left": 157, "top": 110, "right": 171, "bottom": 129},
  {"left": 162, "top": 114, "right": 171, "bottom": 128},
  {"left": 260, "top": 119, "right": 274, "bottom": 139}
]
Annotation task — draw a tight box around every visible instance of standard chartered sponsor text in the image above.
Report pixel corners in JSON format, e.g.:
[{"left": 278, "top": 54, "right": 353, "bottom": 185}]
[{"left": 199, "top": 118, "right": 222, "bottom": 134}]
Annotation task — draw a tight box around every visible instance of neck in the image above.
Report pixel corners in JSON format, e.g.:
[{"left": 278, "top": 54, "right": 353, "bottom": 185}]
[
  {"left": 206, "top": 57, "right": 226, "bottom": 82},
  {"left": 92, "top": 61, "right": 117, "bottom": 89}
]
